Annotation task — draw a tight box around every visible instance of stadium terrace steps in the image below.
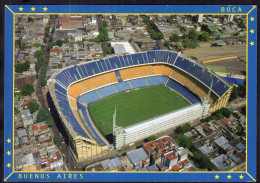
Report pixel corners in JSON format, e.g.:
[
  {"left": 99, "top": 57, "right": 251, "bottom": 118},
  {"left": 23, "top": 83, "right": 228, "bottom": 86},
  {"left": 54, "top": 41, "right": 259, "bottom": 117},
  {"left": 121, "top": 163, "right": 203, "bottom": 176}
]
[
  {"left": 77, "top": 102, "right": 107, "bottom": 146},
  {"left": 130, "top": 78, "right": 148, "bottom": 89},
  {"left": 144, "top": 78, "right": 149, "bottom": 86},
  {"left": 169, "top": 69, "right": 212, "bottom": 103},
  {"left": 114, "top": 81, "right": 132, "bottom": 93},
  {"left": 55, "top": 91, "right": 90, "bottom": 139},
  {"left": 78, "top": 90, "right": 101, "bottom": 105},
  {"left": 166, "top": 79, "right": 201, "bottom": 104},
  {"left": 146, "top": 76, "right": 167, "bottom": 86},
  {"left": 96, "top": 91, "right": 103, "bottom": 99},
  {"left": 97, "top": 85, "right": 117, "bottom": 98}
]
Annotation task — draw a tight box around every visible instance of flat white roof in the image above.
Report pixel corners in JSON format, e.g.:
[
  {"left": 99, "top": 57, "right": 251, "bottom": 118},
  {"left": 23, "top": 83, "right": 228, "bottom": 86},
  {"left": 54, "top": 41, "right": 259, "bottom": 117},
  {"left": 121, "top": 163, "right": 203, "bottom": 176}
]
[
  {"left": 125, "top": 103, "right": 202, "bottom": 133},
  {"left": 111, "top": 40, "right": 135, "bottom": 54}
]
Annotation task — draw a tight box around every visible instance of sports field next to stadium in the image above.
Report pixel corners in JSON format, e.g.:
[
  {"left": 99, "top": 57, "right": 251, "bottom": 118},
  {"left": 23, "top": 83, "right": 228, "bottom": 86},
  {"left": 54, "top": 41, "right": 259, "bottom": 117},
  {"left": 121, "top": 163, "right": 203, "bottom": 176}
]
[{"left": 89, "top": 86, "right": 190, "bottom": 135}]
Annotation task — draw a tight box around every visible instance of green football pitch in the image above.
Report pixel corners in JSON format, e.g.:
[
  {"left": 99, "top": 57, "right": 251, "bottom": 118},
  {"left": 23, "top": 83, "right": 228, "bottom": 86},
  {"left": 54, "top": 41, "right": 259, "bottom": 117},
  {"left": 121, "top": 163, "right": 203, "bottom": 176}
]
[{"left": 88, "top": 86, "right": 190, "bottom": 135}]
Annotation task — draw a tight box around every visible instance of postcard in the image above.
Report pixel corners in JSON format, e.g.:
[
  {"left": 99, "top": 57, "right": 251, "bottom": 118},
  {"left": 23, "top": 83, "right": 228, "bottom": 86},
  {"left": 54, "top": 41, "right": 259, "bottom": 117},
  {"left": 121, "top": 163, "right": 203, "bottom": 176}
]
[{"left": 4, "top": 5, "right": 257, "bottom": 182}]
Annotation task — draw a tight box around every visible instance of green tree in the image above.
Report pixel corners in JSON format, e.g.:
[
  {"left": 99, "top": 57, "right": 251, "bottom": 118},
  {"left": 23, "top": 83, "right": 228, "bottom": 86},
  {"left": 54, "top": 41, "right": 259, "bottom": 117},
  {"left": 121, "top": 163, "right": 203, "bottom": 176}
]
[
  {"left": 229, "top": 86, "right": 238, "bottom": 101},
  {"left": 216, "top": 35, "right": 221, "bottom": 40},
  {"left": 14, "top": 107, "right": 19, "bottom": 115},
  {"left": 36, "top": 108, "right": 49, "bottom": 122},
  {"left": 205, "top": 115, "right": 216, "bottom": 122},
  {"left": 15, "top": 62, "right": 29, "bottom": 73},
  {"left": 43, "top": 37, "right": 47, "bottom": 43},
  {"left": 28, "top": 17, "right": 34, "bottom": 22},
  {"left": 112, "top": 15, "right": 116, "bottom": 19},
  {"left": 27, "top": 102, "right": 39, "bottom": 114},
  {"left": 170, "top": 34, "right": 180, "bottom": 42},
  {"left": 56, "top": 40, "right": 63, "bottom": 47},
  {"left": 20, "top": 42, "right": 26, "bottom": 49},
  {"left": 32, "top": 43, "right": 41, "bottom": 47},
  {"left": 46, "top": 118, "right": 54, "bottom": 127},
  {"left": 241, "top": 107, "right": 246, "bottom": 115},
  {"left": 234, "top": 32, "right": 240, "bottom": 36},
  {"left": 178, "top": 25, "right": 186, "bottom": 32},
  {"left": 138, "top": 41, "right": 143, "bottom": 48},
  {"left": 108, "top": 46, "right": 114, "bottom": 54},
  {"left": 193, "top": 152, "right": 212, "bottom": 170},
  {"left": 64, "top": 38, "right": 69, "bottom": 44},
  {"left": 219, "top": 107, "right": 232, "bottom": 118},
  {"left": 128, "top": 38, "right": 133, "bottom": 42},
  {"left": 102, "top": 21, "right": 108, "bottom": 28},
  {"left": 183, "top": 40, "right": 198, "bottom": 49},
  {"left": 176, "top": 134, "right": 192, "bottom": 148},
  {"left": 215, "top": 112, "right": 224, "bottom": 120},
  {"left": 15, "top": 40, "right": 21, "bottom": 46},
  {"left": 188, "top": 29, "right": 199, "bottom": 40},
  {"left": 177, "top": 123, "right": 191, "bottom": 134},
  {"left": 226, "top": 132, "right": 234, "bottom": 141},
  {"left": 21, "top": 83, "right": 35, "bottom": 96},
  {"left": 49, "top": 35, "right": 53, "bottom": 42},
  {"left": 164, "top": 41, "right": 170, "bottom": 48},
  {"left": 236, "top": 125, "right": 243, "bottom": 136},
  {"left": 148, "top": 135, "right": 157, "bottom": 142},
  {"left": 53, "top": 136, "right": 60, "bottom": 146},
  {"left": 199, "top": 31, "right": 210, "bottom": 42},
  {"left": 237, "top": 84, "right": 246, "bottom": 98}
]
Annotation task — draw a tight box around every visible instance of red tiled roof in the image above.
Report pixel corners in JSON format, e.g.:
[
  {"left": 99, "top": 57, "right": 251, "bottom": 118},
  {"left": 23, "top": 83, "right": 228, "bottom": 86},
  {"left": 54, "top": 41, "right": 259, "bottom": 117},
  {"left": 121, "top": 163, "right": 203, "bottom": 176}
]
[
  {"left": 178, "top": 159, "right": 189, "bottom": 167},
  {"left": 40, "top": 124, "right": 48, "bottom": 130},
  {"left": 221, "top": 118, "right": 231, "bottom": 126},
  {"left": 172, "top": 165, "right": 180, "bottom": 171},
  {"left": 201, "top": 123, "right": 211, "bottom": 133},
  {"left": 49, "top": 151, "right": 61, "bottom": 164},
  {"left": 50, "top": 48, "right": 62, "bottom": 52},
  {"left": 15, "top": 44, "right": 19, "bottom": 48},
  {"left": 21, "top": 101, "right": 31, "bottom": 107},
  {"left": 164, "top": 151, "right": 177, "bottom": 161},
  {"left": 36, "top": 164, "right": 41, "bottom": 170},
  {"left": 37, "top": 33, "right": 45, "bottom": 36},
  {"left": 59, "top": 17, "right": 83, "bottom": 22},
  {"left": 32, "top": 125, "right": 38, "bottom": 131}
]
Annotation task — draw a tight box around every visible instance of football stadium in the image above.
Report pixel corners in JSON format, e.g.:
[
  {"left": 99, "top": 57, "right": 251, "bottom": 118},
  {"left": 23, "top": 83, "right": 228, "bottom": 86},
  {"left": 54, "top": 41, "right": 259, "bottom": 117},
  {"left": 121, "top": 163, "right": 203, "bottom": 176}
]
[{"left": 48, "top": 50, "right": 233, "bottom": 161}]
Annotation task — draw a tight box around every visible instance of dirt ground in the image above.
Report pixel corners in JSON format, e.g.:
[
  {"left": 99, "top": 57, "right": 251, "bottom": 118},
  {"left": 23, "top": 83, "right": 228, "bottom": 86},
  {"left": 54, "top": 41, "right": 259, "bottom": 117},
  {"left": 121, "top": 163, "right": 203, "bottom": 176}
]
[
  {"left": 204, "top": 59, "right": 246, "bottom": 75},
  {"left": 183, "top": 42, "right": 246, "bottom": 61}
]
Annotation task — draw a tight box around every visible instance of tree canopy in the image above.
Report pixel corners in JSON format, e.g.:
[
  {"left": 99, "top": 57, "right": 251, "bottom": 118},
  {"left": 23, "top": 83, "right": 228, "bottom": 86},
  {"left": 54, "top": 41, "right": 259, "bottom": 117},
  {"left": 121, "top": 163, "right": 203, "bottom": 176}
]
[
  {"left": 36, "top": 108, "right": 49, "bottom": 122},
  {"left": 193, "top": 151, "right": 212, "bottom": 170},
  {"left": 170, "top": 34, "right": 180, "bottom": 42},
  {"left": 46, "top": 118, "right": 54, "bottom": 127},
  {"left": 21, "top": 83, "right": 35, "bottom": 96},
  {"left": 176, "top": 134, "right": 192, "bottom": 148},
  {"left": 199, "top": 31, "right": 210, "bottom": 42},
  {"left": 188, "top": 29, "right": 199, "bottom": 40},
  {"left": 148, "top": 135, "right": 157, "bottom": 142},
  {"left": 28, "top": 17, "right": 34, "bottom": 22},
  {"left": 229, "top": 86, "right": 238, "bottom": 101},
  {"left": 176, "top": 123, "right": 191, "bottom": 134},
  {"left": 27, "top": 102, "right": 39, "bottom": 114},
  {"left": 15, "top": 61, "right": 30, "bottom": 73}
]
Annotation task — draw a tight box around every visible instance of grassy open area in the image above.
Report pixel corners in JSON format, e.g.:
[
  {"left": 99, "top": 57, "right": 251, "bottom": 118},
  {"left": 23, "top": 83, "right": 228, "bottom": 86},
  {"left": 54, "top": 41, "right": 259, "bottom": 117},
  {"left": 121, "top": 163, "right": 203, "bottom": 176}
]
[
  {"left": 89, "top": 86, "right": 190, "bottom": 135},
  {"left": 206, "top": 65, "right": 227, "bottom": 73}
]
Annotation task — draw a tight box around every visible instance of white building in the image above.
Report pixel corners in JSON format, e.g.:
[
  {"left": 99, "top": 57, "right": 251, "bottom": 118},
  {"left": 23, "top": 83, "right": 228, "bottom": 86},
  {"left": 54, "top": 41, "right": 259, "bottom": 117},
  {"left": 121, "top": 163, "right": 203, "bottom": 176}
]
[{"left": 114, "top": 103, "right": 207, "bottom": 148}]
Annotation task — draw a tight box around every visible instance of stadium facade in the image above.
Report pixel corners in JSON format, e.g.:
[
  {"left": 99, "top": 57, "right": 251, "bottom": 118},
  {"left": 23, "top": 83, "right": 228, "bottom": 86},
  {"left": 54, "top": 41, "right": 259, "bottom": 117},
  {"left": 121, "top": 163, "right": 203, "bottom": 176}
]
[{"left": 48, "top": 50, "right": 233, "bottom": 161}]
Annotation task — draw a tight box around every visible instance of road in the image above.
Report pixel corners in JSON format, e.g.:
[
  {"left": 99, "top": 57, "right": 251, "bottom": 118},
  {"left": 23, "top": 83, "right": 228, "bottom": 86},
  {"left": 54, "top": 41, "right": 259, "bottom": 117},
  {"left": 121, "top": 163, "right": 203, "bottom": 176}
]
[{"left": 35, "top": 25, "right": 81, "bottom": 171}]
